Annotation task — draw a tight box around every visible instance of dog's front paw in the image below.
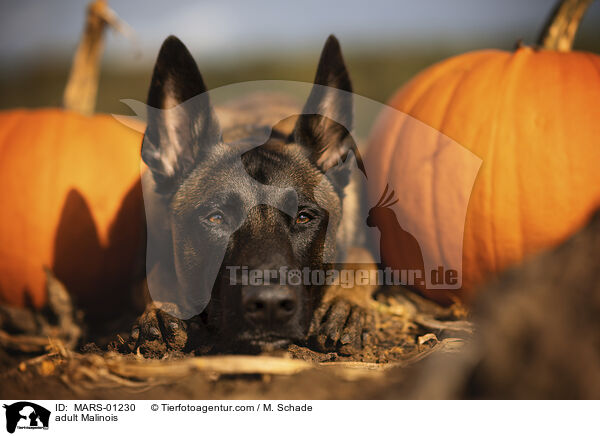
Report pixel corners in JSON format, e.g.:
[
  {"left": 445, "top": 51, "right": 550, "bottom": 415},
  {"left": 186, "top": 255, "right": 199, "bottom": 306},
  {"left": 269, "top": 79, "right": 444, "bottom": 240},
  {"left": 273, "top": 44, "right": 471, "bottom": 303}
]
[
  {"left": 308, "top": 298, "right": 367, "bottom": 355},
  {"left": 131, "top": 305, "right": 188, "bottom": 358}
]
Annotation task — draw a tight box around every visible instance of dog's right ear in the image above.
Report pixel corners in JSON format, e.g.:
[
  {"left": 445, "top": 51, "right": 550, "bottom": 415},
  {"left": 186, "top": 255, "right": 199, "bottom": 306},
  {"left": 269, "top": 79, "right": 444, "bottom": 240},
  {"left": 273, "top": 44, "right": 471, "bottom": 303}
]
[
  {"left": 143, "top": 36, "right": 220, "bottom": 192},
  {"left": 293, "top": 36, "right": 359, "bottom": 173}
]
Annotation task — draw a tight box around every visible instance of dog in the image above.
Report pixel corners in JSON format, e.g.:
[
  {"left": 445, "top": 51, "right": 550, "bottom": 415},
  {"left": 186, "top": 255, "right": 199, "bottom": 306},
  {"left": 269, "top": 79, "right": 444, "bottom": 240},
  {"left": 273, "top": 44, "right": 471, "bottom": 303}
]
[{"left": 131, "top": 35, "right": 371, "bottom": 355}]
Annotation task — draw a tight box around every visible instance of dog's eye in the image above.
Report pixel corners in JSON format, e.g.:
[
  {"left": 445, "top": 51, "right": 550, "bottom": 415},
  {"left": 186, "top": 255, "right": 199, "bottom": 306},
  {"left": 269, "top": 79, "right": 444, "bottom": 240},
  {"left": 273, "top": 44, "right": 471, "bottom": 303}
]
[
  {"left": 207, "top": 212, "right": 224, "bottom": 225},
  {"left": 295, "top": 212, "right": 312, "bottom": 225}
]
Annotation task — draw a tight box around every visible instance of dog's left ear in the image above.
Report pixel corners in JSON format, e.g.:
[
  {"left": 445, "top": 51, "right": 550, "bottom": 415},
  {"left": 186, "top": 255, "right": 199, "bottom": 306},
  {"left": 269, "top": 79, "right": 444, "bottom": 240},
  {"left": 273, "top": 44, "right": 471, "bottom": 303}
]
[
  {"left": 143, "top": 36, "right": 221, "bottom": 192},
  {"left": 294, "top": 35, "right": 360, "bottom": 185}
]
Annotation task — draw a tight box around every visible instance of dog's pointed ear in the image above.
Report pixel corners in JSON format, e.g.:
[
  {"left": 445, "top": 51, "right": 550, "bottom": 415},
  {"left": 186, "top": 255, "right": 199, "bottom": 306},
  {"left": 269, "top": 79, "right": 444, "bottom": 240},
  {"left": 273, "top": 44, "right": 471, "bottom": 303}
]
[
  {"left": 294, "top": 35, "right": 355, "bottom": 176},
  {"left": 142, "top": 35, "right": 220, "bottom": 192}
]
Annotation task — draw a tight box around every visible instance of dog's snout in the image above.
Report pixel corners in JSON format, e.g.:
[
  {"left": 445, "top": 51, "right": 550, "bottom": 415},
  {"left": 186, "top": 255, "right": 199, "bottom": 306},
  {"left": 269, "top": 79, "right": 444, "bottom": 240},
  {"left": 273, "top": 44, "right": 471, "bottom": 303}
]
[{"left": 242, "top": 286, "right": 298, "bottom": 327}]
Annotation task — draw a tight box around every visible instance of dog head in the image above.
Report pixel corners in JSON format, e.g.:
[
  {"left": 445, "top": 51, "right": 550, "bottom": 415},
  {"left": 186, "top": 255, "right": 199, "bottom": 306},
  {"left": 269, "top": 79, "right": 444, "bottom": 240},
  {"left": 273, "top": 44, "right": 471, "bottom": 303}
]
[{"left": 141, "top": 35, "right": 358, "bottom": 351}]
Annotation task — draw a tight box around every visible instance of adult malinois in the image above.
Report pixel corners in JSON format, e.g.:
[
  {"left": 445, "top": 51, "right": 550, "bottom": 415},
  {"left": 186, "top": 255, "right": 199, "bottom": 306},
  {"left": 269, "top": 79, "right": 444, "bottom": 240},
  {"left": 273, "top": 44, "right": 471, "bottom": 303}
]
[{"left": 133, "top": 34, "right": 370, "bottom": 355}]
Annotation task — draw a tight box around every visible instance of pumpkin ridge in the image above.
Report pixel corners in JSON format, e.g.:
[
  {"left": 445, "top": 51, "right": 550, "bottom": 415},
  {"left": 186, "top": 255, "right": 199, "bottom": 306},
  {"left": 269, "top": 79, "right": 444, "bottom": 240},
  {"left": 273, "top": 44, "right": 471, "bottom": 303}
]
[
  {"left": 427, "top": 59, "right": 488, "bottom": 269},
  {"left": 453, "top": 53, "right": 516, "bottom": 287},
  {"left": 433, "top": 54, "right": 514, "bottom": 275},
  {"left": 459, "top": 55, "right": 512, "bottom": 282},
  {"left": 494, "top": 49, "right": 533, "bottom": 271}
]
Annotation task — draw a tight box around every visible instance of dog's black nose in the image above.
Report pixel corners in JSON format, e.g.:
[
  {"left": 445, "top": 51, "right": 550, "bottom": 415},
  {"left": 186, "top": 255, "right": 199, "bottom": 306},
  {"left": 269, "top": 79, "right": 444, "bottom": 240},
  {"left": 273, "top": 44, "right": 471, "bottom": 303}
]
[{"left": 242, "top": 286, "right": 298, "bottom": 327}]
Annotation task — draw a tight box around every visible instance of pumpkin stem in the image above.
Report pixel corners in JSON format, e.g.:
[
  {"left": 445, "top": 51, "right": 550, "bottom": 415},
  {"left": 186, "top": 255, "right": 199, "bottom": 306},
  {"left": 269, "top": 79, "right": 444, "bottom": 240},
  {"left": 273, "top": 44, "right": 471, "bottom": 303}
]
[
  {"left": 63, "top": 0, "right": 136, "bottom": 115},
  {"left": 538, "top": 0, "right": 593, "bottom": 52}
]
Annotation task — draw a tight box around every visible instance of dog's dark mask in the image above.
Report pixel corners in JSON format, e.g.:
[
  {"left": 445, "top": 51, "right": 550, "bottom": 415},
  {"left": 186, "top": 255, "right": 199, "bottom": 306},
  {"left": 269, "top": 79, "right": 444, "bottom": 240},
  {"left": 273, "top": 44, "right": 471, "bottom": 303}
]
[{"left": 141, "top": 35, "right": 359, "bottom": 351}]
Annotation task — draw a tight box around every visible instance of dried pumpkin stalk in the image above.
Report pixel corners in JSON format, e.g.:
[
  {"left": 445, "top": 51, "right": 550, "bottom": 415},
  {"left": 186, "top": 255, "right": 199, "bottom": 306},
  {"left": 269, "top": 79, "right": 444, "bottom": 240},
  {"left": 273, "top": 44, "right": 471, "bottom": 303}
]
[
  {"left": 63, "top": 0, "right": 135, "bottom": 115},
  {"left": 538, "top": 0, "right": 593, "bottom": 51}
]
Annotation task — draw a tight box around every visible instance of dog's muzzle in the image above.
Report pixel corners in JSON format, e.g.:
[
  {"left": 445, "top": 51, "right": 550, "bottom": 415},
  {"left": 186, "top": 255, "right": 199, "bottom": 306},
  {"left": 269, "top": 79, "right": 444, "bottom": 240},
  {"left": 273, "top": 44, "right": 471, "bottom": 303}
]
[{"left": 241, "top": 285, "right": 298, "bottom": 329}]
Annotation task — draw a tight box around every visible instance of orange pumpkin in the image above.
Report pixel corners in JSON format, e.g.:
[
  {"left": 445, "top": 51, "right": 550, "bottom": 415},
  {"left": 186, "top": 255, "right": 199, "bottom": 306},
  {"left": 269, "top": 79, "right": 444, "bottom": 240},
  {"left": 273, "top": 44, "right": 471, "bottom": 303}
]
[
  {"left": 366, "top": 0, "right": 600, "bottom": 304},
  {"left": 0, "top": 109, "right": 144, "bottom": 320}
]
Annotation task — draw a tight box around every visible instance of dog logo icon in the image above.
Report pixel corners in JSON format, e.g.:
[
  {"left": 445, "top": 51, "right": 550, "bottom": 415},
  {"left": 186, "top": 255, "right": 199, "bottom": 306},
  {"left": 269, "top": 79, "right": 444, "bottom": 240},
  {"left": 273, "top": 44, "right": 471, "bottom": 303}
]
[{"left": 3, "top": 402, "right": 50, "bottom": 433}]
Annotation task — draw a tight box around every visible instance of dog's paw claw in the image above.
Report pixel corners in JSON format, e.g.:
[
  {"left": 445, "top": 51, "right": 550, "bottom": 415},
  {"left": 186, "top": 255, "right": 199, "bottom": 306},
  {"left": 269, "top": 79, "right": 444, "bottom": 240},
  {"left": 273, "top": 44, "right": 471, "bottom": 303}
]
[
  {"left": 337, "top": 308, "right": 363, "bottom": 355},
  {"left": 131, "top": 306, "right": 188, "bottom": 357},
  {"left": 309, "top": 298, "right": 366, "bottom": 354}
]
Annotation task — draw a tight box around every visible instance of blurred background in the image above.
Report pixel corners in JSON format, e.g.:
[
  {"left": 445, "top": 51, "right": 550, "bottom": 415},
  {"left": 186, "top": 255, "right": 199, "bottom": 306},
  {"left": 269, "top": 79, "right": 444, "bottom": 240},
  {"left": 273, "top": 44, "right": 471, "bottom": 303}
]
[{"left": 1, "top": 0, "right": 599, "bottom": 114}]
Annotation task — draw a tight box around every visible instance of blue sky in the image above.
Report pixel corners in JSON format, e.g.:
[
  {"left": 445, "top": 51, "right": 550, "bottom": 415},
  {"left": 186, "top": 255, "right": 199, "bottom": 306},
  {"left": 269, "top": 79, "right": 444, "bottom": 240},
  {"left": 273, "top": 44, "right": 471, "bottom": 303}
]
[{"left": 1, "top": 0, "right": 599, "bottom": 68}]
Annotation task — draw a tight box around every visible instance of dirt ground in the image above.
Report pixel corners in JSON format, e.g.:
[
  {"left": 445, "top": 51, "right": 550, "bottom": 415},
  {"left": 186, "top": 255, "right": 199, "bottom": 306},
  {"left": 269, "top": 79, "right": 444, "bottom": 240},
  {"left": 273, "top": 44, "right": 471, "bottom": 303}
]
[{"left": 0, "top": 284, "right": 470, "bottom": 400}]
